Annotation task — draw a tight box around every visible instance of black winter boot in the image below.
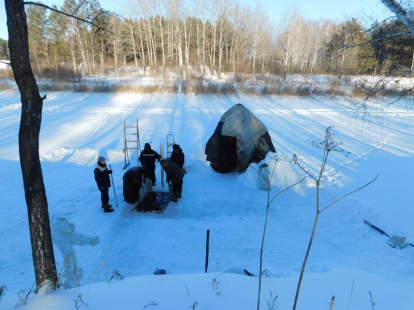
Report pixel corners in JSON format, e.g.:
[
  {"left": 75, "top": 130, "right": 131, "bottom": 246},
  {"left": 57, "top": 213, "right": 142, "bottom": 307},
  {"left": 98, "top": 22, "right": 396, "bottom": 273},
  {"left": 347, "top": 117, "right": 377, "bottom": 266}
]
[
  {"left": 103, "top": 203, "right": 114, "bottom": 212},
  {"left": 171, "top": 192, "right": 178, "bottom": 203}
]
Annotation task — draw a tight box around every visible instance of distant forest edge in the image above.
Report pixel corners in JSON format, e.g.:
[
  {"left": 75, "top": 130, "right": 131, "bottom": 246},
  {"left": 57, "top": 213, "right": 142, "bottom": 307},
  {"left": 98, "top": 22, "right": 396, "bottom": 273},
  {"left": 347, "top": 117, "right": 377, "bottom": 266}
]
[
  {"left": 1, "top": 0, "right": 414, "bottom": 81},
  {"left": 0, "top": 39, "right": 8, "bottom": 60}
]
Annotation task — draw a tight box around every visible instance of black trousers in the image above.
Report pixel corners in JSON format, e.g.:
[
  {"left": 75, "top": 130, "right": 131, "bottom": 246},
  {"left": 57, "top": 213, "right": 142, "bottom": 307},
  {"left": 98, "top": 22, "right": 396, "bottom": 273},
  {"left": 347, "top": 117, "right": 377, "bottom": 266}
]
[
  {"left": 145, "top": 169, "right": 156, "bottom": 185},
  {"left": 99, "top": 187, "right": 109, "bottom": 204},
  {"left": 172, "top": 181, "right": 182, "bottom": 195}
]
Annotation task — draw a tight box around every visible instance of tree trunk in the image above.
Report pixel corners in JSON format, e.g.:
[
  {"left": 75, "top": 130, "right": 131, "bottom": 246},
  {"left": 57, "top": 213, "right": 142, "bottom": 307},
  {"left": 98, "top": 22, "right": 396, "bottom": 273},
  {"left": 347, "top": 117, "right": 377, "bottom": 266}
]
[
  {"left": 70, "top": 38, "right": 77, "bottom": 73},
  {"left": 202, "top": 17, "right": 206, "bottom": 73},
  {"left": 113, "top": 38, "right": 118, "bottom": 76},
  {"left": 129, "top": 22, "right": 139, "bottom": 74},
  {"left": 151, "top": 16, "right": 157, "bottom": 65},
  {"left": 138, "top": 20, "right": 146, "bottom": 73},
  {"left": 5, "top": 0, "right": 57, "bottom": 290},
  {"left": 100, "top": 41, "right": 105, "bottom": 74},
  {"left": 158, "top": 15, "right": 166, "bottom": 67},
  {"left": 411, "top": 50, "right": 414, "bottom": 72}
]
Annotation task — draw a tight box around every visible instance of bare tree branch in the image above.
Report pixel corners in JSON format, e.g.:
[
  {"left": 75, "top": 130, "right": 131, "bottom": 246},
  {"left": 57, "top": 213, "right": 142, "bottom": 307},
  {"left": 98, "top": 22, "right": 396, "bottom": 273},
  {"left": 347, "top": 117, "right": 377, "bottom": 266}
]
[
  {"left": 72, "top": 0, "right": 86, "bottom": 16},
  {"left": 24, "top": 1, "right": 115, "bottom": 35}
]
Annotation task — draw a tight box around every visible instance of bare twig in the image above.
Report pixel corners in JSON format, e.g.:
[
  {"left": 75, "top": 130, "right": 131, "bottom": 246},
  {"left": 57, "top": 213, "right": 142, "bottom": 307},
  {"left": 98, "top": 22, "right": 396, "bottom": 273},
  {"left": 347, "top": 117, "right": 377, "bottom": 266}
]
[
  {"left": 292, "top": 127, "right": 376, "bottom": 310},
  {"left": 346, "top": 279, "right": 355, "bottom": 310},
  {"left": 143, "top": 301, "right": 158, "bottom": 309},
  {"left": 293, "top": 154, "right": 317, "bottom": 181},
  {"left": 74, "top": 294, "right": 89, "bottom": 310},
  {"left": 269, "top": 177, "right": 305, "bottom": 205},
  {"left": 183, "top": 280, "right": 191, "bottom": 296},
  {"left": 329, "top": 296, "right": 336, "bottom": 310},
  {"left": 320, "top": 175, "right": 379, "bottom": 213},
  {"left": 257, "top": 160, "right": 304, "bottom": 310},
  {"left": 108, "top": 270, "right": 123, "bottom": 283},
  {"left": 369, "top": 290, "right": 376, "bottom": 310},
  {"left": 24, "top": 2, "right": 114, "bottom": 35},
  {"left": 71, "top": 0, "right": 86, "bottom": 16}
]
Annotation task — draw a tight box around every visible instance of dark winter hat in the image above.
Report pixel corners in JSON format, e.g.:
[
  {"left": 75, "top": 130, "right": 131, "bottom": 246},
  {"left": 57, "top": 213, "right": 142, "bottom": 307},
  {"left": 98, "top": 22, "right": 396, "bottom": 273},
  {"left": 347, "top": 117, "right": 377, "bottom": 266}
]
[
  {"left": 98, "top": 156, "right": 106, "bottom": 162},
  {"left": 173, "top": 144, "right": 179, "bottom": 150},
  {"left": 144, "top": 143, "right": 151, "bottom": 150}
]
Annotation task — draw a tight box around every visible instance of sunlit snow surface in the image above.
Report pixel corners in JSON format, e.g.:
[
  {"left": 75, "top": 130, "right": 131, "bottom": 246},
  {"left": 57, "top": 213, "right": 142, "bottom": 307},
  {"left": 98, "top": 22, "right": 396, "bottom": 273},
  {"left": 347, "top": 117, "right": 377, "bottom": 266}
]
[{"left": 0, "top": 91, "right": 413, "bottom": 309}]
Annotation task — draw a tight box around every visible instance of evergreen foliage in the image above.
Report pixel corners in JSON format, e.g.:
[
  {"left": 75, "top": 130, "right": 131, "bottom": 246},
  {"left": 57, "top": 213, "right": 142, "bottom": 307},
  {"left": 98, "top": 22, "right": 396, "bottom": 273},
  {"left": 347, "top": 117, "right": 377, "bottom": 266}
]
[{"left": 0, "top": 39, "right": 9, "bottom": 59}]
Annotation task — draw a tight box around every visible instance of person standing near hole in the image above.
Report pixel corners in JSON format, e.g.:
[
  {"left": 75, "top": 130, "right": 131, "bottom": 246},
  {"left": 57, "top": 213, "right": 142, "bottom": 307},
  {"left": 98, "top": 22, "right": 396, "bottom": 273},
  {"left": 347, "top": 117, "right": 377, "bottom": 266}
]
[
  {"left": 139, "top": 143, "right": 161, "bottom": 186},
  {"left": 160, "top": 159, "right": 184, "bottom": 202},
  {"left": 94, "top": 156, "right": 114, "bottom": 213},
  {"left": 170, "top": 144, "right": 185, "bottom": 170}
]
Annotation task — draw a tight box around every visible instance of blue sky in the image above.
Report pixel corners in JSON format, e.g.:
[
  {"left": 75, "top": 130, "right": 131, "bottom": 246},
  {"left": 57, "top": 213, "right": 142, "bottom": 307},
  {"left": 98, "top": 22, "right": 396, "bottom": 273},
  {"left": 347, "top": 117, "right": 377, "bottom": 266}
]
[{"left": 1, "top": 0, "right": 391, "bottom": 41}]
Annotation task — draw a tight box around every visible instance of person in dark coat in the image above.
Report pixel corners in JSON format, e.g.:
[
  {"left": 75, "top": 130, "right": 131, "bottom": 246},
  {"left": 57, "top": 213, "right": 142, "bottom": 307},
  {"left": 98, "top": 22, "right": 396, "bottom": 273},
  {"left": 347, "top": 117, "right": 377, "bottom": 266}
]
[
  {"left": 160, "top": 159, "right": 184, "bottom": 203},
  {"left": 123, "top": 166, "right": 145, "bottom": 204},
  {"left": 94, "top": 156, "right": 114, "bottom": 213},
  {"left": 170, "top": 144, "right": 185, "bottom": 170},
  {"left": 139, "top": 143, "right": 161, "bottom": 186}
]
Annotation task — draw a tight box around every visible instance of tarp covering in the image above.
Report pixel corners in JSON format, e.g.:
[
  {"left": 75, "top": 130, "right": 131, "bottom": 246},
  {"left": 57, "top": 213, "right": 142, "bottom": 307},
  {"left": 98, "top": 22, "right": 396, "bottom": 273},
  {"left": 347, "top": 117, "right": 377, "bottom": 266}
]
[{"left": 205, "top": 104, "right": 276, "bottom": 173}]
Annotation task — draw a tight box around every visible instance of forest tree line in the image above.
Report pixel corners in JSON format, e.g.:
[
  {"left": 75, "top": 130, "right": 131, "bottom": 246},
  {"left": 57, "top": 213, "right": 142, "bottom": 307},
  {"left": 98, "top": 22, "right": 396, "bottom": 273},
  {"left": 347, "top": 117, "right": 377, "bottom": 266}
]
[{"left": 2, "top": 0, "right": 414, "bottom": 78}]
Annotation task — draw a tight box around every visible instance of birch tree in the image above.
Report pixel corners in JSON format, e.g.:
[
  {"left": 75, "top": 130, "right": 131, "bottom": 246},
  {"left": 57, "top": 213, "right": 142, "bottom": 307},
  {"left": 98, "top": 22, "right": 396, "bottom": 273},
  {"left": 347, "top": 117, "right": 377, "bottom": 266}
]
[{"left": 5, "top": 0, "right": 58, "bottom": 290}]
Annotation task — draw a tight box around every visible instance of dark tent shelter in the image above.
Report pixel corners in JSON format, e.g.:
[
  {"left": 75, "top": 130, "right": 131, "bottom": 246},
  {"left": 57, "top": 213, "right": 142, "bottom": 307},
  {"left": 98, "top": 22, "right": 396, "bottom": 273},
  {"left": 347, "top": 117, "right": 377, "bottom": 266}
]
[
  {"left": 205, "top": 104, "right": 276, "bottom": 173},
  {"left": 123, "top": 166, "right": 144, "bottom": 204}
]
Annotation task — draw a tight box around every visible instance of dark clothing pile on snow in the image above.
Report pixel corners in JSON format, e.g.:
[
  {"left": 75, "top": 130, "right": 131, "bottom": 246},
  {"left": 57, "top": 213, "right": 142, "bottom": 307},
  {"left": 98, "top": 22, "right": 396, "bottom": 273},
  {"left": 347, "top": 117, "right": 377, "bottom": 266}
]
[
  {"left": 139, "top": 143, "right": 161, "bottom": 185},
  {"left": 123, "top": 166, "right": 145, "bottom": 204},
  {"left": 170, "top": 144, "right": 185, "bottom": 169}
]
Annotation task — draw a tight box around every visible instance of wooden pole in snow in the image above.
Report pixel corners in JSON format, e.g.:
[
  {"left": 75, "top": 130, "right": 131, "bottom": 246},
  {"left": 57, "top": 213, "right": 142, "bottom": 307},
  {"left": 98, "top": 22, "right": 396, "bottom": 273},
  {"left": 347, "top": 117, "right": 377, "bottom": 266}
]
[{"left": 205, "top": 230, "right": 210, "bottom": 273}]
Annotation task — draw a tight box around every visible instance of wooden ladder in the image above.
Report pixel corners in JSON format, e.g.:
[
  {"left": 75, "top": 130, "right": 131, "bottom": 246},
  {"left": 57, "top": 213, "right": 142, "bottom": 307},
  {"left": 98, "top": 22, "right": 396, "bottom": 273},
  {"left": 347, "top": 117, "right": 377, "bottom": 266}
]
[
  {"left": 166, "top": 134, "right": 176, "bottom": 159},
  {"left": 123, "top": 120, "right": 141, "bottom": 169}
]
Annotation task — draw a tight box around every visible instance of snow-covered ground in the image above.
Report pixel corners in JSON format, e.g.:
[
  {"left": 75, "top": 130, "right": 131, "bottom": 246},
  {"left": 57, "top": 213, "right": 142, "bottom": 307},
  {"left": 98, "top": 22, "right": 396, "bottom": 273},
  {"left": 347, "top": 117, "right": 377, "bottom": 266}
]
[{"left": 0, "top": 91, "right": 413, "bottom": 309}]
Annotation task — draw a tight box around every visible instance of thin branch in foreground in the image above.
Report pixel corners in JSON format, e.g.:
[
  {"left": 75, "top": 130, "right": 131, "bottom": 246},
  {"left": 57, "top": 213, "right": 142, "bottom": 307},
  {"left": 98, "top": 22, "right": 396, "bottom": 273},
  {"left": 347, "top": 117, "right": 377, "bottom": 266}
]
[
  {"left": 293, "top": 154, "right": 317, "bottom": 181},
  {"left": 347, "top": 279, "right": 355, "bottom": 310},
  {"left": 320, "top": 174, "right": 379, "bottom": 213},
  {"left": 269, "top": 177, "right": 305, "bottom": 205}
]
